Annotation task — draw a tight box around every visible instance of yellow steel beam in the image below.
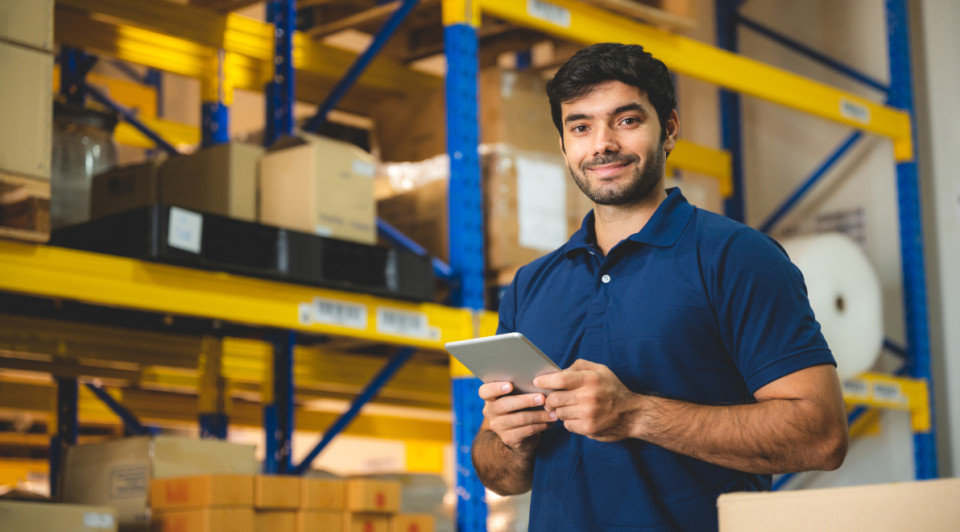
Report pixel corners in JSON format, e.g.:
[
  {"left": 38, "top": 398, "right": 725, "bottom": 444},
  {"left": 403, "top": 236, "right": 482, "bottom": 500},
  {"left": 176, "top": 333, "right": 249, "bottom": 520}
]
[
  {"left": 476, "top": 0, "right": 913, "bottom": 161},
  {"left": 668, "top": 140, "right": 733, "bottom": 197},
  {"left": 843, "top": 372, "right": 930, "bottom": 432},
  {"left": 114, "top": 117, "right": 201, "bottom": 150},
  {"left": 0, "top": 241, "right": 473, "bottom": 350},
  {"left": 55, "top": 1, "right": 440, "bottom": 95},
  {"left": 0, "top": 314, "right": 452, "bottom": 408},
  {"left": 0, "top": 459, "right": 48, "bottom": 487}
]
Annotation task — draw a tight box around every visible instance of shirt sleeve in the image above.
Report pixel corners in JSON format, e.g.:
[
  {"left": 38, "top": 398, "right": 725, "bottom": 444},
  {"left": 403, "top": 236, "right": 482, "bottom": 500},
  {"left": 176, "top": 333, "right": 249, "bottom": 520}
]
[
  {"left": 496, "top": 266, "right": 521, "bottom": 335},
  {"left": 709, "top": 228, "right": 836, "bottom": 393}
]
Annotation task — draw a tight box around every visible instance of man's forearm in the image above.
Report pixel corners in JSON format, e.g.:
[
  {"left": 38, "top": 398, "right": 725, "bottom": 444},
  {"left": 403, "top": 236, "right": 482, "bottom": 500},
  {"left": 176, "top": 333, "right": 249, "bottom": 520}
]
[
  {"left": 472, "top": 429, "right": 536, "bottom": 496},
  {"left": 631, "top": 394, "right": 848, "bottom": 474}
]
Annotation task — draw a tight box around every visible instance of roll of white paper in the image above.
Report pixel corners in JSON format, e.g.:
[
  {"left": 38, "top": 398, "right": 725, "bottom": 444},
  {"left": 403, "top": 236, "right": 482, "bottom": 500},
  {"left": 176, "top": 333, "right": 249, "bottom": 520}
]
[{"left": 780, "top": 233, "right": 883, "bottom": 381}]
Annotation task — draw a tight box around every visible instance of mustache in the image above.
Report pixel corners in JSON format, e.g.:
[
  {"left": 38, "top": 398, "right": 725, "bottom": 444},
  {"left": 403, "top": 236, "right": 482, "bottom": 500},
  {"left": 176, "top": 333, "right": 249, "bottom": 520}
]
[{"left": 581, "top": 153, "right": 640, "bottom": 171}]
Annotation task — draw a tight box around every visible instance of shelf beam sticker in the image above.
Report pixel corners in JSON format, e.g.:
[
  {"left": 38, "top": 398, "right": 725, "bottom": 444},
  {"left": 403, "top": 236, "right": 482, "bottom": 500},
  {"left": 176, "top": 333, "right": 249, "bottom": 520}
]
[
  {"left": 527, "top": 0, "right": 571, "bottom": 28},
  {"left": 840, "top": 98, "right": 871, "bottom": 124},
  {"left": 377, "top": 307, "right": 438, "bottom": 340},
  {"left": 300, "top": 297, "right": 368, "bottom": 329},
  {"left": 873, "top": 380, "right": 908, "bottom": 406}
]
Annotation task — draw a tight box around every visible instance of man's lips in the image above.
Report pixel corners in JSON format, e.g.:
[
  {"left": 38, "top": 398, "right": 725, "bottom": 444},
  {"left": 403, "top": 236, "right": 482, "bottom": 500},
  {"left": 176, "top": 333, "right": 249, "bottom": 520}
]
[{"left": 585, "top": 161, "right": 631, "bottom": 178}]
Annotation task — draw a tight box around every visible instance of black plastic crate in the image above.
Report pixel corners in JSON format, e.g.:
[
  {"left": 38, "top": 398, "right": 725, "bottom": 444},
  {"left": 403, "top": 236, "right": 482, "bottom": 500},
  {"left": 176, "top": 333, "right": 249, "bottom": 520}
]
[{"left": 51, "top": 205, "right": 434, "bottom": 302}]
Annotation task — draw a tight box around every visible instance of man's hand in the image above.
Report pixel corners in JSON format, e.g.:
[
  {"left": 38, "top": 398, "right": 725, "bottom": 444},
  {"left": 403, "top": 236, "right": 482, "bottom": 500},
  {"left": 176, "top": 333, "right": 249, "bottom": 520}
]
[
  {"left": 535, "top": 359, "right": 641, "bottom": 442},
  {"left": 478, "top": 382, "right": 557, "bottom": 457}
]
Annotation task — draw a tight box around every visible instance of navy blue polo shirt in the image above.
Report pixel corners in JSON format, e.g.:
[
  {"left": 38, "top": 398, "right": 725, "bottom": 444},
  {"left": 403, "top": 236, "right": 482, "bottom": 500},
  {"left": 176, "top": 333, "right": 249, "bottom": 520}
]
[{"left": 497, "top": 188, "right": 835, "bottom": 532}]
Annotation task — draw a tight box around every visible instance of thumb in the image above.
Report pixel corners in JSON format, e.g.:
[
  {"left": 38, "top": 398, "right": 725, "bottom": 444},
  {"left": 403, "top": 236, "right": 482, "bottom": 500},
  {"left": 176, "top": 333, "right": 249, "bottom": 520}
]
[{"left": 567, "top": 359, "right": 602, "bottom": 371}]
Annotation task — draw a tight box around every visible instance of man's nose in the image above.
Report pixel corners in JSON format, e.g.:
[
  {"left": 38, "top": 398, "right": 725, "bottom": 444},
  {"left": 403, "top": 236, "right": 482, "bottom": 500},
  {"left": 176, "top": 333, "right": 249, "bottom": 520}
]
[{"left": 593, "top": 126, "right": 620, "bottom": 155}]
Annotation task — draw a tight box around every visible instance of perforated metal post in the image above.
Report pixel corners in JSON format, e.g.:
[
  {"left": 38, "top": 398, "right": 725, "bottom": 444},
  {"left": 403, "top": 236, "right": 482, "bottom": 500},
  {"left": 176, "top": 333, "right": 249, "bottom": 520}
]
[
  {"left": 886, "top": 0, "right": 938, "bottom": 480},
  {"left": 716, "top": 0, "right": 746, "bottom": 223},
  {"left": 265, "top": 0, "right": 296, "bottom": 146},
  {"left": 50, "top": 377, "right": 78, "bottom": 499},
  {"left": 264, "top": 332, "right": 295, "bottom": 474},
  {"left": 201, "top": 50, "right": 230, "bottom": 147},
  {"left": 444, "top": 1, "right": 488, "bottom": 529}
]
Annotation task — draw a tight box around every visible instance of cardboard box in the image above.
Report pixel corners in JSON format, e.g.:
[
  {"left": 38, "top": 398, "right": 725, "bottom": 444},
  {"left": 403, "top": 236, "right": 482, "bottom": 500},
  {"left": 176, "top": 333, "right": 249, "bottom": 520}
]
[
  {"left": 259, "top": 133, "right": 376, "bottom": 244},
  {"left": 61, "top": 436, "right": 257, "bottom": 528},
  {"left": 0, "top": 0, "right": 53, "bottom": 51},
  {"left": 0, "top": 501, "right": 117, "bottom": 532},
  {"left": 301, "top": 478, "right": 346, "bottom": 510},
  {"left": 254, "top": 475, "right": 301, "bottom": 510},
  {"left": 345, "top": 479, "right": 401, "bottom": 514},
  {"left": 717, "top": 478, "right": 960, "bottom": 531},
  {"left": 376, "top": 147, "right": 593, "bottom": 271},
  {"left": 299, "top": 510, "right": 344, "bottom": 532},
  {"left": 0, "top": 42, "right": 52, "bottom": 181},
  {"left": 90, "top": 161, "right": 162, "bottom": 220},
  {"left": 372, "top": 68, "right": 558, "bottom": 162},
  {"left": 151, "top": 507, "right": 254, "bottom": 532},
  {"left": 254, "top": 511, "right": 294, "bottom": 532},
  {"left": 390, "top": 513, "right": 435, "bottom": 532},
  {"left": 160, "top": 143, "right": 262, "bottom": 222},
  {"left": 150, "top": 475, "right": 255, "bottom": 511},
  {"left": 345, "top": 513, "right": 390, "bottom": 532}
]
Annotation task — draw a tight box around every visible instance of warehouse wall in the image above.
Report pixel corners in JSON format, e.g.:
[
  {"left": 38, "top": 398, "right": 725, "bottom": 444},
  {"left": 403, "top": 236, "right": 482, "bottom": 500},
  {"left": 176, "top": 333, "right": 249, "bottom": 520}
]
[{"left": 913, "top": 0, "right": 960, "bottom": 478}]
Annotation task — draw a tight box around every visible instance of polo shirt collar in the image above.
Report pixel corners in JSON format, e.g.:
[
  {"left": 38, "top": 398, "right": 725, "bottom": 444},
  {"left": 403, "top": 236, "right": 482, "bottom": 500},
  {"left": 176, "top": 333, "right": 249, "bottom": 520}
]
[{"left": 563, "top": 187, "right": 694, "bottom": 257}]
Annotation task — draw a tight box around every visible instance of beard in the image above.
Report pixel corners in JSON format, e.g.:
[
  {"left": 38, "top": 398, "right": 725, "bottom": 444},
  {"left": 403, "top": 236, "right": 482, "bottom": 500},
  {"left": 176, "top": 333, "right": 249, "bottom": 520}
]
[{"left": 569, "top": 141, "right": 666, "bottom": 206}]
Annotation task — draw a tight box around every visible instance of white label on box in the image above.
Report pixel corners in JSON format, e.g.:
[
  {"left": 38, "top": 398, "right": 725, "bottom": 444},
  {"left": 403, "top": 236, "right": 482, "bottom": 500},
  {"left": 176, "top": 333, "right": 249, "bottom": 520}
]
[
  {"left": 528, "top": 0, "right": 571, "bottom": 28},
  {"left": 167, "top": 207, "right": 203, "bottom": 254},
  {"left": 516, "top": 156, "right": 568, "bottom": 251},
  {"left": 377, "top": 307, "right": 433, "bottom": 339},
  {"left": 309, "top": 297, "right": 368, "bottom": 329},
  {"left": 84, "top": 512, "right": 116, "bottom": 529},
  {"left": 839, "top": 98, "right": 871, "bottom": 123},
  {"left": 352, "top": 159, "right": 376, "bottom": 177},
  {"left": 109, "top": 464, "right": 147, "bottom": 499},
  {"left": 315, "top": 224, "right": 333, "bottom": 237}
]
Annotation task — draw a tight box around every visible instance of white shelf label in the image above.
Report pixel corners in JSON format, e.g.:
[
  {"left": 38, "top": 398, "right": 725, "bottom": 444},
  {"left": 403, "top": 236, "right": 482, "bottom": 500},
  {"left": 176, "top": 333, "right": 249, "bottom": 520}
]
[
  {"left": 840, "top": 98, "right": 871, "bottom": 124},
  {"left": 167, "top": 207, "right": 203, "bottom": 254},
  {"left": 842, "top": 379, "right": 869, "bottom": 399},
  {"left": 528, "top": 0, "right": 571, "bottom": 28},
  {"left": 84, "top": 512, "right": 116, "bottom": 529},
  {"left": 873, "top": 381, "right": 907, "bottom": 405},
  {"left": 377, "top": 307, "right": 434, "bottom": 339},
  {"left": 305, "top": 298, "right": 368, "bottom": 329}
]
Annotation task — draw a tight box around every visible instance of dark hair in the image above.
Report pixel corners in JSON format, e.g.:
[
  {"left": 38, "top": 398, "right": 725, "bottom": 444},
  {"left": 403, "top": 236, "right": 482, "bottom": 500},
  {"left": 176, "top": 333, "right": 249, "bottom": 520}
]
[{"left": 546, "top": 43, "right": 677, "bottom": 142}]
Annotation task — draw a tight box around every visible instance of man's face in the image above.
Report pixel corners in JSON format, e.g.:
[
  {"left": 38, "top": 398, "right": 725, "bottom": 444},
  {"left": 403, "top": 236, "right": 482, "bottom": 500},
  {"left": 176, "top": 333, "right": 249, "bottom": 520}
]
[{"left": 559, "top": 81, "right": 678, "bottom": 206}]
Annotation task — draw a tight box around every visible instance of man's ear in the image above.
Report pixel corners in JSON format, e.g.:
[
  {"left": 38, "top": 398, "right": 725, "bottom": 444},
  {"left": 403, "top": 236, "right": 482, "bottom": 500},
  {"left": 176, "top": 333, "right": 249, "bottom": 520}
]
[
  {"left": 663, "top": 109, "right": 680, "bottom": 154},
  {"left": 558, "top": 135, "right": 565, "bottom": 154}
]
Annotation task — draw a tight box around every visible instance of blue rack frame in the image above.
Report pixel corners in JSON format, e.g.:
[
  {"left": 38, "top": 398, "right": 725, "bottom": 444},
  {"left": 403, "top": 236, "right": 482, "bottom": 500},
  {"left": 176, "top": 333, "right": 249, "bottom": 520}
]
[{"left": 717, "top": 0, "right": 937, "bottom": 481}]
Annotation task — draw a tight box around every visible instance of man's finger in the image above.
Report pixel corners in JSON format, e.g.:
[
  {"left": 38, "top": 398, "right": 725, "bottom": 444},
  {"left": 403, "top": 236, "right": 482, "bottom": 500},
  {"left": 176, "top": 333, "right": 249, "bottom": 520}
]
[
  {"left": 478, "top": 381, "right": 512, "bottom": 401},
  {"left": 544, "top": 389, "right": 575, "bottom": 410},
  {"left": 488, "top": 393, "right": 545, "bottom": 416},
  {"left": 535, "top": 370, "right": 585, "bottom": 390}
]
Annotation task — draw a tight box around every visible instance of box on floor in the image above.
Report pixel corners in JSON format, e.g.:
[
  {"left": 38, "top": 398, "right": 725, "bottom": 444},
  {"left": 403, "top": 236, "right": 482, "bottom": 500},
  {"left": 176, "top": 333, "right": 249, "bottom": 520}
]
[
  {"left": 61, "top": 436, "right": 257, "bottom": 529},
  {"left": 0, "top": 500, "right": 117, "bottom": 532},
  {"left": 717, "top": 477, "right": 960, "bottom": 531}
]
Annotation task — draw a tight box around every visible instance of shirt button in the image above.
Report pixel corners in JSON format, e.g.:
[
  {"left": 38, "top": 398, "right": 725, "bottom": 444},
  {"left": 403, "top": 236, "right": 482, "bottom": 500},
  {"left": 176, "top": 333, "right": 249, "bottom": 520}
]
[{"left": 601, "top": 274, "right": 611, "bottom": 284}]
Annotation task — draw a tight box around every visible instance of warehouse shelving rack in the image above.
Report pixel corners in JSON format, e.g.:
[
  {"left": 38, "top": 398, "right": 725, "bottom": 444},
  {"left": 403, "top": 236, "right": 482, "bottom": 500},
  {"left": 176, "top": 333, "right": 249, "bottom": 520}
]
[
  {"left": 0, "top": 0, "right": 936, "bottom": 530},
  {"left": 443, "top": 0, "right": 935, "bottom": 529}
]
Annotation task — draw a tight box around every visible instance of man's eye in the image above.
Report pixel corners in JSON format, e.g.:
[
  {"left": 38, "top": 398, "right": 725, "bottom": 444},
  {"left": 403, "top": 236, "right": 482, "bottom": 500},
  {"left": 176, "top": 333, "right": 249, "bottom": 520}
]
[
  {"left": 621, "top": 117, "right": 640, "bottom": 126},
  {"left": 571, "top": 125, "right": 588, "bottom": 134}
]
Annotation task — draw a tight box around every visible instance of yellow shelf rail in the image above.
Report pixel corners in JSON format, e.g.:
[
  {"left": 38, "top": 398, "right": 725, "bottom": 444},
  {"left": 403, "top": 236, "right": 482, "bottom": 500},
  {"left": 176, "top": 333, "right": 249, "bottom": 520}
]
[
  {"left": 843, "top": 372, "right": 931, "bottom": 432},
  {"left": 476, "top": 0, "right": 913, "bottom": 161},
  {"left": 0, "top": 240, "right": 473, "bottom": 350}
]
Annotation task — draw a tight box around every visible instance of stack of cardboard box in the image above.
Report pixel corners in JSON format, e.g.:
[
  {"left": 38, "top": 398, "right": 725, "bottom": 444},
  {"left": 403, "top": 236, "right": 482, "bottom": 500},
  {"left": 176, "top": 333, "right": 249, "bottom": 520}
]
[
  {"left": 90, "top": 133, "right": 378, "bottom": 246},
  {"left": 0, "top": 500, "right": 118, "bottom": 532},
  {"left": 148, "top": 475, "right": 434, "bottom": 532}
]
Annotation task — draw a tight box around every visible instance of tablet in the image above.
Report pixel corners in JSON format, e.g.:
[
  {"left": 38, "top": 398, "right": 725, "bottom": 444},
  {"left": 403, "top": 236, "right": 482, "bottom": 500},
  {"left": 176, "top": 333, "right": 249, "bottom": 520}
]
[{"left": 445, "top": 332, "right": 561, "bottom": 395}]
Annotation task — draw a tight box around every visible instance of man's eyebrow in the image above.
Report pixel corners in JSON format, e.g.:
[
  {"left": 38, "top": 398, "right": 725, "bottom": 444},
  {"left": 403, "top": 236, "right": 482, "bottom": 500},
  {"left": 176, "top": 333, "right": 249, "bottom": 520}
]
[
  {"left": 563, "top": 113, "right": 590, "bottom": 125},
  {"left": 563, "top": 103, "right": 647, "bottom": 125}
]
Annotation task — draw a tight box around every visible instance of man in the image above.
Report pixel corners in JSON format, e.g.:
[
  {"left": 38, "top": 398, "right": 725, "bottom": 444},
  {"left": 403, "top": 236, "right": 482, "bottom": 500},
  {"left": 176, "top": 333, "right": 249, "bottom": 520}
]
[{"left": 471, "top": 43, "right": 848, "bottom": 531}]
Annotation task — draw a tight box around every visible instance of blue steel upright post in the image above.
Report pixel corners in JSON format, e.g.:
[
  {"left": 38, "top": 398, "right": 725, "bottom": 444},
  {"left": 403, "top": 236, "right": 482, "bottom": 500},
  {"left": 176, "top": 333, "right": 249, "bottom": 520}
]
[
  {"left": 716, "top": 0, "right": 747, "bottom": 223},
  {"left": 201, "top": 50, "right": 230, "bottom": 147},
  {"left": 443, "top": 1, "right": 487, "bottom": 530},
  {"left": 885, "top": 0, "right": 938, "bottom": 479},
  {"left": 50, "top": 377, "right": 78, "bottom": 499},
  {"left": 265, "top": 0, "right": 296, "bottom": 147},
  {"left": 264, "top": 332, "right": 296, "bottom": 474}
]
